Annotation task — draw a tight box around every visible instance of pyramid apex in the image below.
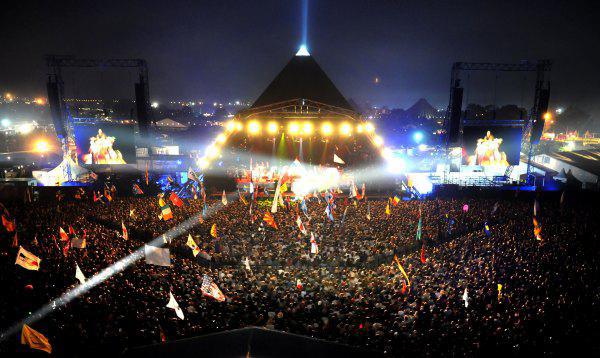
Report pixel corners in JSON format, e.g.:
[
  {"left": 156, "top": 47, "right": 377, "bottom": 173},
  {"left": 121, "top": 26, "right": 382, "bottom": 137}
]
[{"left": 296, "top": 45, "right": 310, "bottom": 56}]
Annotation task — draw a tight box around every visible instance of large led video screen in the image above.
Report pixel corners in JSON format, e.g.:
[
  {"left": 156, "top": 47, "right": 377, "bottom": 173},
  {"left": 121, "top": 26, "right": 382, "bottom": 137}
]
[
  {"left": 462, "top": 125, "right": 522, "bottom": 166},
  {"left": 74, "top": 124, "right": 135, "bottom": 164}
]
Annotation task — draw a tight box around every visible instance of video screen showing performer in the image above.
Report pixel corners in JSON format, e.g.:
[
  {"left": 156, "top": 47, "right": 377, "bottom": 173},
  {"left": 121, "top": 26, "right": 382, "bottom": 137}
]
[
  {"left": 74, "top": 124, "right": 136, "bottom": 165},
  {"left": 462, "top": 125, "right": 523, "bottom": 166}
]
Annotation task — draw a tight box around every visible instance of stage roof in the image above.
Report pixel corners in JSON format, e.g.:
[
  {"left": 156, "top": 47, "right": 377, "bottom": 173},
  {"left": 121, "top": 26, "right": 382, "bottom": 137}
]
[{"left": 251, "top": 54, "right": 354, "bottom": 112}]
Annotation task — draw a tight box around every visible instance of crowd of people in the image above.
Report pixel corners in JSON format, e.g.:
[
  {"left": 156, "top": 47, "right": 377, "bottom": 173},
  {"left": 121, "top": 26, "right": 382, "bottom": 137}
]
[{"left": 1, "top": 187, "right": 599, "bottom": 356}]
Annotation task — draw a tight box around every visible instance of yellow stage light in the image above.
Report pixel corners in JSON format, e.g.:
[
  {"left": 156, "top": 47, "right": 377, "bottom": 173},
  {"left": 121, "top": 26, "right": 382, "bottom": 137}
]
[
  {"left": 340, "top": 122, "right": 352, "bottom": 136},
  {"left": 216, "top": 133, "right": 227, "bottom": 144},
  {"left": 226, "top": 120, "right": 236, "bottom": 132},
  {"left": 206, "top": 145, "right": 219, "bottom": 159},
  {"left": 267, "top": 121, "right": 279, "bottom": 135},
  {"left": 34, "top": 140, "right": 49, "bottom": 153},
  {"left": 288, "top": 122, "right": 300, "bottom": 135},
  {"left": 365, "top": 122, "right": 375, "bottom": 133},
  {"left": 373, "top": 135, "right": 384, "bottom": 147},
  {"left": 543, "top": 112, "right": 552, "bottom": 121},
  {"left": 321, "top": 122, "right": 333, "bottom": 136},
  {"left": 302, "top": 122, "right": 313, "bottom": 135},
  {"left": 235, "top": 122, "right": 243, "bottom": 131},
  {"left": 357, "top": 124, "right": 364, "bottom": 133},
  {"left": 198, "top": 157, "right": 209, "bottom": 169},
  {"left": 247, "top": 121, "right": 261, "bottom": 135}
]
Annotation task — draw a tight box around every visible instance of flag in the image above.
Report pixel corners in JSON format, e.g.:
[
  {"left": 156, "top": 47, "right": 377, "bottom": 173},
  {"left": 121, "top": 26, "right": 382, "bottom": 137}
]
[
  {"left": 462, "top": 204, "right": 469, "bottom": 212},
  {"left": 144, "top": 245, "right": 171, "bottom": 267},
  {"left": 310, "top": 232, "right": 319, "bottom": 254},
  {"left": 210, "top": 223, "right": 217, "bottom": 238},
  {"left": 198, "top": 250, "right": 212, "bottom": 261},
  {"left": 462, "top": 288, "right": 469, "bottom": 308},
  {"left": 75, "top": 264, "right": 86, "bottom": 284},
  {"left": 145, "top": 162, "right": 149, "bottom": 185},
  {"left": 497, "top": 283, "right": 503, "bottom": 300},
  {"left": 415, "top": 207, "right": 422, "bottom": 240},
  {"left": 249, "top": 181, "right": 254, "bottom": 194},
  {"left": 296, "top": 216, "right": 307, "bottom": 235},
  {"left": 68, "top": 225, "right": 76, "bottom": 236},
  {"left": 271, "top": 179, "right": 282, "bottom": 213},
  {"left": 385, "top": 202, "right": 390, "bottom": 216},
  {"left": 12, "top": 232, "right": 18, "bottom": 248},
  {"left": 129, "top": 208, "right": 136, "bottom": 218},
  {"left": 360, "top": 183, "right": 366, "bottom": 201},
  {"left": 159, "top": 198, "right": 173, "bottom": 221},
  {"left": 186, "top": 234, "right": 200, "bottom": 257},
  {"left": 201, "top": 274, "right": 226, "bottom": 302},
  {"left": 132, "top": 183, "right": 144, "bottom": 195},
  {"left": 166, "top": 291, "right": 185, "bottom": 320},
  {"left": 202, "top": 202, "right": 208, "bottom": 218},
  {"left": 93, "top": 191, "right": 100, "bottom": 202},
  {"left": 238, "top": 190, "right": 248, "bottom": 205},
  {"left": 393, "top": 255, "right": 410, "bottom": 286},
  {"left": 280, "top": 182, "right": 288, "bottom": 193},
  {"left": 533, "top": 199, "right": 540, "bottom": 217},
  {"left": 484, "top": 222, "right": 491, "bottom": 237},
  {"left": 325, "top": 203, "right": 334, "bottom": 222},
  {"left": 191, "top": 184, "right": 198, "bottom": 200},
  {"left": 59, "top": 227, "right": 69, "bottom": 241},
  {"left": 341, "top": 206, "right": 348, "bottom": 224},
  {"left": 349, "top": 182, "right": 357, "bottom": 198},
  {"left": 221, "top": 190, "right": 228, "bottom": 205},
  {"left": 263, "top": 212, "right": 278, "bottom": 229},
  {"left": 122, "top": 221, "right": 128, "bottom": 240},
  {"left": 533, "top": 217, "right": 542, "bottom": 241},
  {"left": 392, "top": 195, "right": 400, "bottom": 206},
  {"left": 187, "top": 166, "right": 200, "bottom": 182},
  {"left": 200, "top": 183, "right": 206, "bottom": 202},
  {"left": 333, "top": 153, "right": 345, "bottom": 164},
  {"left": 491, "top": 202, "right": 499, "bottom": 215},
  {"left": 15, "top": 246, "right": 41, "bottom": 271},
  {"left": 296, "top": 279, "right": 303, "bottom": 290},
  {"left": 300, "top": 199, "right": 308, "bottom": 217},
  {"left": 21, "top": 324, "right": 51, "bottom": 354},
  {"left": 2, "top": 215, "right": 15, "bottom": 232},
  {"left": 169, "top": 191, "right": 183, "bottom": 207},
  {"left": 420, "top": 244, "right": 426, "bottom": 263}
]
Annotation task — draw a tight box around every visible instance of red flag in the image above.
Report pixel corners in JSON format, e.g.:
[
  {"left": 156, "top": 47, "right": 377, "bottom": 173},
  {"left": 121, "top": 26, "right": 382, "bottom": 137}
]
[
  {"left": 420, "top": 244, "right": 426, "bottom": 264},
  {"left": 263, "top": 212, "right": 278, "bottom": 229},
  {"left": 401, "top": 281, "right": 407, "bottom": 294},
  {"left": 169, "top": 191, "right": 183, "bottom": 207},
  {"left": 12, "top": 232, "right": 19, "bottom": 248},
  {"left": 62, "top": 241, "right": 70, "bottom": 257},
  {"left": 59, "top": 227, "right": 69, "bottom": 242},
  {"left": 122, "top": 221, "right": 129, "bottom": 240},
  {"left": 68, "top": 226, "right": 75, "bottom": 236},
  {"left": 2, "top": 215, "right": 15, "bottom": 232}
]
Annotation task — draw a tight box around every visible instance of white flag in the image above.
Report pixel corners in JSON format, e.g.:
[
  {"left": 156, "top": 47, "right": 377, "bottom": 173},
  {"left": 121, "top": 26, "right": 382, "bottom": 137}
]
[
  {"left": 166, "top": 291, "right": 185, "bottom": 319},
  {"left": 144, "top": 245, "right": 171, "bottom": 267},
  {"left": 462, "top": 288, "right": 469, "bottom": 308},
  {"left": 222, "top": 190, "right": 228, "bottom": 205},
  {"left": 333, "top": 153, "right": 345, "bottom": 164},
  {"left": 243, "top": 257, "right": 252, "bottom": 271},
  {"left": 75, "top": 264, "right": 86, "bottom": 284}
]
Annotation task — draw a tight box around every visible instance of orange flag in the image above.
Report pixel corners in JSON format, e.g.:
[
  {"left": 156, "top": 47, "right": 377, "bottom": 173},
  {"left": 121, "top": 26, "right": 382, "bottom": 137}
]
[
  {"left": 210, "top": 224, "right": 217, "bottom": 238},
  {"left": 263, "top": 212, "right": 278, "bottom": 229},
  {"left": 21, "top": 324, "right": 52, "bottom": 354}
]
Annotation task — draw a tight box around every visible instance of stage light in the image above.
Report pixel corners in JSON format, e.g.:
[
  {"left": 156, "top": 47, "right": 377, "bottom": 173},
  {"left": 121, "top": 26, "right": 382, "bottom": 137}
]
[
  {"left": 34, "top": 98, "right": 45, "bottom": 105},
  {"left": 288, "top": 122, "right": 300, "bottom": 135},
  {"left": 373, "top": 135, "right": 384, "bottom": 147},
  {"left": 235, "top": 122, "right": 243, "bottom": 131},
  {"left": 386, "top": 157, "right": 405, "bottom": 174},
  {"left": 1, "top": 118, "right": 10, "bottom": 127},
  {"left": 205, "top": 145, "right": 219, "bottom": 159},
  {"left": 321, "top": 122, "right": 333, "bottom": 136},
  {"left": 198, "top": 157, "right": 209, "bottom": 169},
  {"left": 247, "top": 121, "right": 261, "bottom": 135},
  {"left": 413, "top": 131, "right": 424, "bottom": 143},
  {"left": 215, "top": 133, "right": 227, "bottom": 144},
  {"left": 365, "top": 122, "right": 375, "bottom": 133},
  {"left": 267, "top": 121, "right": 279, "bottom": 135},
  {"left": 225, "top": 120, "right": 236, "bottom": 132},
  {"left": 17, "top": 123, "right": 34, "bottom": 135},
  {"left": 381, "top": 147, "right": 393, "bottom": 159},
  {"left": 151, "top": 102, "right": 159, "bottom": 108},
  {"left": 418, "top": 144, "right": 428, "bottom": 151},
  {"left": 543, "top": 112, "right": 552, "bottom": 121},
  {"left": 34, "top": 140, "right": 49, "bottom": 153},
  {"left": 301, "top": 122, "right": 313, "bottom": 135},
  {"left": 356, "top": 124, "right": 364, "bottom": 133},
  {"left": 340, "top": 122, "right": 352, "bottom": 136}
]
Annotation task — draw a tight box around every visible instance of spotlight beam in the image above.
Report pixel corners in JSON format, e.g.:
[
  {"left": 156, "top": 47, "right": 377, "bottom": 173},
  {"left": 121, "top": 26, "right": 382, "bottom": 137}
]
[{"left": 0, "top": 195, "right": 239, "bottom": 343}]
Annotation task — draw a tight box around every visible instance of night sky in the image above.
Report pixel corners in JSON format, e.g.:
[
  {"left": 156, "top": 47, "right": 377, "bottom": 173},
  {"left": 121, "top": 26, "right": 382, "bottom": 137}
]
[{"left": 1, "top": 0, "right": 598, "bottom": 114}]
